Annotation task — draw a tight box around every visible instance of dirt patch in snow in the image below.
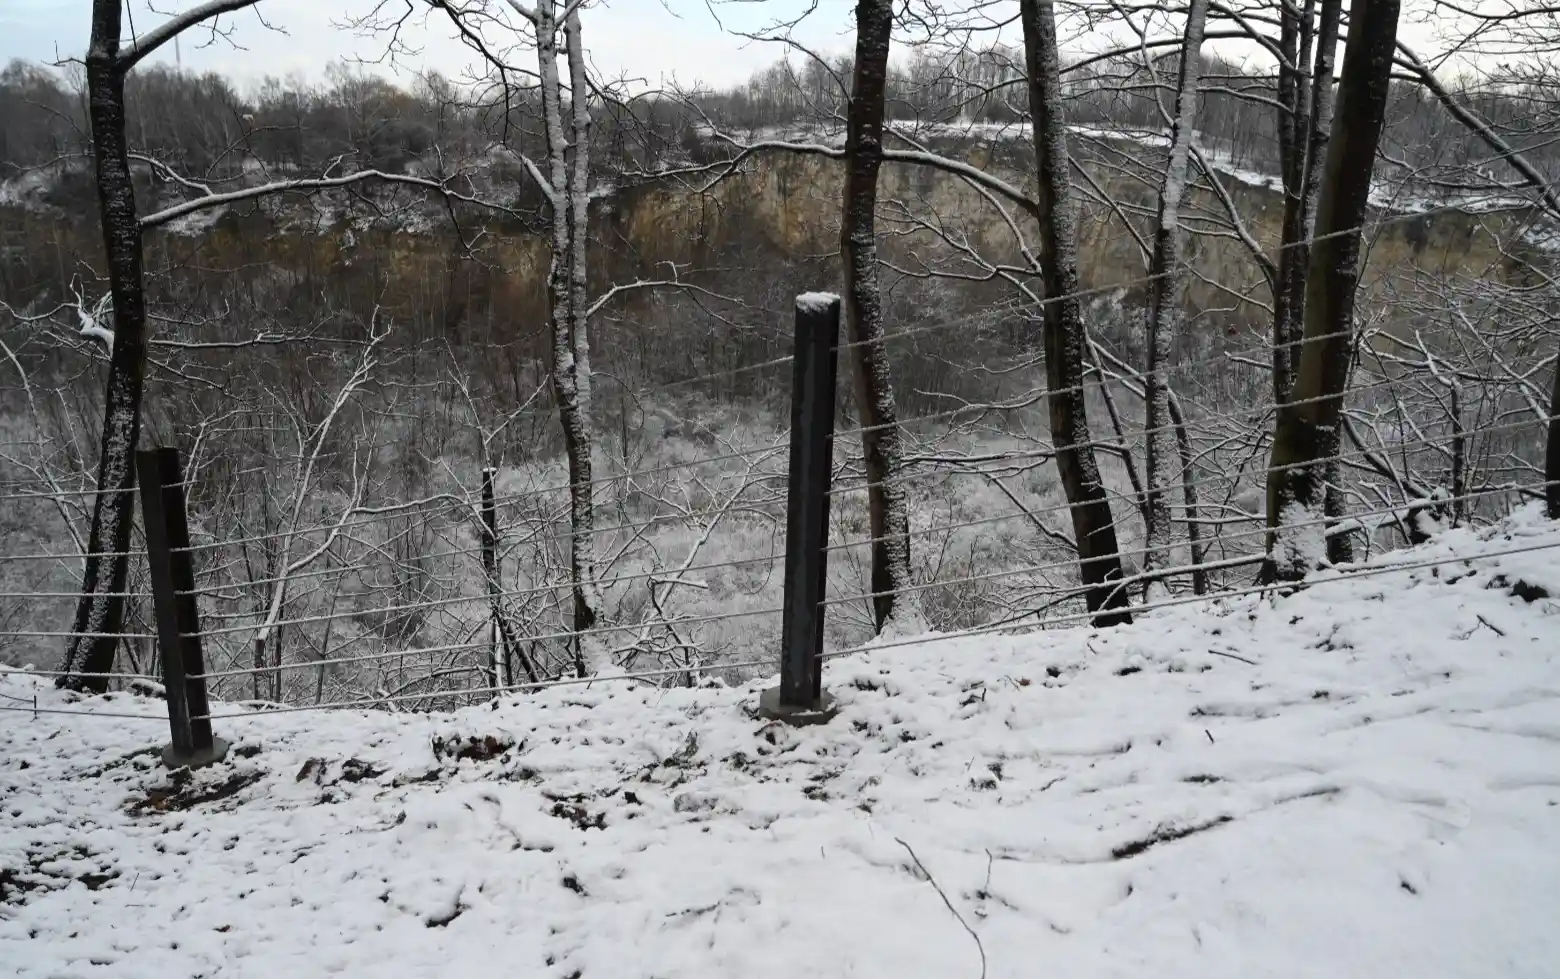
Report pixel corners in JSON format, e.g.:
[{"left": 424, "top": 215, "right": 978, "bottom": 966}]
[{"left": 129, "top": 767, "right": 265, "bottom": 814}]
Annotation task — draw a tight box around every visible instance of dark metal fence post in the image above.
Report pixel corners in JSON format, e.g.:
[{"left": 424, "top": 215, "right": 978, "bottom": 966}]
[
  {"left": 759, "top": 292, "right": 841, "bottom": 725},
  {"left": 480, "top": 467, "right": 538, "bottom": 688},
  {"left": 481, "top": 467, "right": 512, "bottom": 688},
  {"left": 138, "top": 447, "right": 228, "bottom": 769}
]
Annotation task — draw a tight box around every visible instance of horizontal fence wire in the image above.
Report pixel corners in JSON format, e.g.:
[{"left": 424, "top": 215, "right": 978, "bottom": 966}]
[
  {"left": 160, "top": 319, "right": 1363, "bottom": 555},
  {"left": 389, "top": 402, "right": 1547, "bottom": 560},
  {"left": 0, "top": 705, "right": 172, "bottom": 721},
  {"left": 827, "top": 414, "right": 1555, "bottom": 556},
  {"left": 193, "top": 598, "right": 789, "bottom": 674},
  {"left": 260, "top": 331, "right": 1509, "bottom": 559},
  {"left": 163, "top": 442, "right": 792, "bottom": 558},
  {"left": 183, "top": 562, "right": 372, "bottom": 597},
  {"left": 0, "top": 668, "right": 161, "bottom": 681},
  {"left": 833, "top": 326, "right": 1356, "bottom": 442},
  {"left": 0, "top": 548, "right": 147, "bottom": 564},
  {"left": 7, "top": 503, "right": 1557, "bottom": 723},
  {"left": 188, "top": 549, "right": 790, "bottom": 639},
  {"left": 3, "top": 470, "right": 1530, "bottom": 653},
  {"left": 827, "top": 370, "right": 1469, "bottom": 499},
  {"left": 2, "top": 385, "right": 1543, "bottom": 655},
  {"left": 73, "top": 416, "right": 1532, "bottom": 654},
  {"left": 0, "top": 590, "right": 155, "bottom": 600},
  {"left": 0, "top": 629, "right": 158, "bottom": 640},
  {"left": 0, "top": 481, "right": 193, "bottom": 503},
  {"left": 823, "top": 479, "right": 1556, "bottom": 609},
  {"left": 814, "top": 536, "right": 1560, "bottom": 663},
  {"left": 180, "top": 479, "right": 1551, "bottom": 682},
  {"left": 154, "top": 534, "right": 1560, "bottom": 722}
]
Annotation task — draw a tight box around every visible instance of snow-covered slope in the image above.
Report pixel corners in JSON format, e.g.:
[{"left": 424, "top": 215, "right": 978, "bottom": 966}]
[{"left": 4, "top": 512, "right": 1560, "bottom": 978}]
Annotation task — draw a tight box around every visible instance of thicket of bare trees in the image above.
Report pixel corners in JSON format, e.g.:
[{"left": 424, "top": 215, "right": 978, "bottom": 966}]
[{"left": 0, "top": 0, "right": 1556, "bottom": 698}]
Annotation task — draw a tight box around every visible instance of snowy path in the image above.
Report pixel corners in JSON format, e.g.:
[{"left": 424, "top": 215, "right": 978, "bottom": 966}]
[{"left": 4, "top": 513, "right": 1560, "bottom": 978}]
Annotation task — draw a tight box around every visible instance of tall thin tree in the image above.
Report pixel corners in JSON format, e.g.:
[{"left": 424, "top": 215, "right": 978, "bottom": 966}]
[
  {"left": 1019, "top": 0, "right": 1132, "bottom": 624},
  {"left": 841, "top": 0, "right": 921, "bottom": 633},
  {"left": 1141, "top": 0, "right": 1210, "bottom": 599},
  {"left": 60, "top": 0, "right": 263, "bottom": 693}
]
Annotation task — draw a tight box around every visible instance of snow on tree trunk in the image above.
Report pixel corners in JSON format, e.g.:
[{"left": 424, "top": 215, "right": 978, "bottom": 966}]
[
  {"left": 1141, "top": 0, "right": 1209, "bottom": 602},
  {"left": 59, "top": 0, "right": 150, "bottom": 693},
  {"left": 840, "top": 0, "right": 922, "bottom": 636},
  {"left": 533, "top": 0, "right": 601, "bottom": 676},
  {"left": 1019, "top": 0, "right": 1132, "bottom": 625},
  {"left": 563, "top": 6, "right": 604, "bottom": 669},
  {"left": 1266, "top": 0, "right": 1401, "bottom": 582}
]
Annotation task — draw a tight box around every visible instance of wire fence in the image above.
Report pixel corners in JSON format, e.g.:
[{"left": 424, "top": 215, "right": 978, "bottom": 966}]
[
  {"left": 2, "top": 210, "right": 1556, "bottom": 737},
  {"left": 4, "top": 533, "right": 1557, "bottom": 725}
]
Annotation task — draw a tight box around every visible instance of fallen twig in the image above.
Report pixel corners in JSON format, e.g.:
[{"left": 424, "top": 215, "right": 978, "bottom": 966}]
[{"left": 895, "top": 837, "right": 987, "bottom": 979}]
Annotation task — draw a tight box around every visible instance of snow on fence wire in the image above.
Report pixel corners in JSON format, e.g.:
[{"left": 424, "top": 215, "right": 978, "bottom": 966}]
[{"left": 1, "top": 266, "right": 1554, "bottom": 763}]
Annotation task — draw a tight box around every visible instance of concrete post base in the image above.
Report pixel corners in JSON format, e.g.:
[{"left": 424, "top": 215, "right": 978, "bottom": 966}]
[
  {"left": 757, "top": 687, "right": 839, "bottom": 726},
  {"left": 161, "top": 736, "right": 231, "bottom": 770}
]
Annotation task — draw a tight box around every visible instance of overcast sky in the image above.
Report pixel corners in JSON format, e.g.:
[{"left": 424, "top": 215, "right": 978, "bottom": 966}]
[
  {"left": 0, "top": 0, "right": 864, "bottom": 90},
  {"left": 0, "top": 0, "right": 1457, "bottom": 93}
]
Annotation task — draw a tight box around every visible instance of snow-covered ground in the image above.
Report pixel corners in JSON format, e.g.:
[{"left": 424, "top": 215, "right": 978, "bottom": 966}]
[{"left": 4, "top": 511, "right": 1560, "bottom": 978}]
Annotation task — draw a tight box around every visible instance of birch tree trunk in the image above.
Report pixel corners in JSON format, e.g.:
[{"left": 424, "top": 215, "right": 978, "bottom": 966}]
[
  {"left": 563, "top": 5, "right": 603, "bottom": 669},
  {"left": 59, "top": 0, "right": 152, "bottom": 692},
  {"left": 1019, "top": 0, "right": 1132, "bottom": 625},
  {"left": 533, "top": 0, "right": 601, "bottom": 674},
  {"left": 1141, "top": 0, "right": 1209, "bottom": 601},
  {"left": 1266, "top": 0, "right": 1402, "bottom": 580},
  {"left": 841, "top": 0, "right": 920, "bottom": 634}
]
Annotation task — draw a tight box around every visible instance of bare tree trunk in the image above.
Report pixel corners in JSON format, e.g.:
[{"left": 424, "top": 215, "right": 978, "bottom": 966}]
[
  {"left": 480, "top": 467, "right": 504, "bottom": 686},
  {"left": 1142, "top": 0, "right": 1209, "bottom": 600},
  {"left": 1088, "top": 342, "right": 1146, "bottom": 518},
  {"left": 1266, "top": 0, "right": 1401, "bottom": 580},
  {"left": 841, "top": 0, "right": 919, "bottom": 634},
  {"left": 1274, "top": 0, "right": 1343, "bottom": 414},
  {"left": 59, "top": 0, "right": 149, "bottom": 693},
  {"left": 1020, "top": 0, "right": 1132, "bottom": 625},
  {"left": 1298, "top": 0, "right": 1342, "bottom": 268},
  {"left": 1307, "top": 0, "right": 1349, "bottom": 566},
  {"left": 1271, "top": 0, "right": 1306, "bottom": 408},
  {"left": 1449, "top": 382, "right": 1467, "bottom": 526},
  {"left": 1168, "top": 392, "right": 1208, "bottom": 594},
  {"left": 481, "top": 467, "right": 537, "bottom": 685},
  {"left": 1323, "top": 342, "right": 1357, "bottom": 564}
]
